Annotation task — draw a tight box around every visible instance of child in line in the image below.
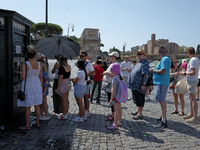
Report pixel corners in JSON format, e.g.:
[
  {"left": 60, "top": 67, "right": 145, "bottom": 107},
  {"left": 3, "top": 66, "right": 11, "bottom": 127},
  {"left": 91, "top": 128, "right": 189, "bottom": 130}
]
[
  {"left": 107, "top": 63, "right": 123, "bottom": 130},
  {"left": 72, "top": 59, "right": 88, "bottom": 122},
  {"left": 39, "top": 60, "right": 50, "bottom": 120}
]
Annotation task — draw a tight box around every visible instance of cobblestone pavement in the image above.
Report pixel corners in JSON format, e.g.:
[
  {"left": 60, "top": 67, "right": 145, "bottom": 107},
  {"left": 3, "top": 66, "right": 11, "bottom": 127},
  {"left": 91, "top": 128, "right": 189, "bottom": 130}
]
[{"left": 0, "top": 60, "right": 200, "bottom": 150}]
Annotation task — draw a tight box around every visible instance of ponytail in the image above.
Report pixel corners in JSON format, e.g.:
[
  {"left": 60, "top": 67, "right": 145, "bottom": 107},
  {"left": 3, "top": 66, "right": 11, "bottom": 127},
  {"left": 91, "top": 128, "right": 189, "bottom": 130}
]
[{"left": 119, "top": 74, "right": 123, "bottom": 80}]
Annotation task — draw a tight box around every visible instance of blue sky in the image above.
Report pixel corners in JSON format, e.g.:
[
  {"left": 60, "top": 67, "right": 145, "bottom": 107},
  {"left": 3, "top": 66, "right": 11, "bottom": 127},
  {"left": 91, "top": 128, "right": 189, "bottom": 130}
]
[{"left": 1, "top": 0, "right": 200, "bottom": 52}]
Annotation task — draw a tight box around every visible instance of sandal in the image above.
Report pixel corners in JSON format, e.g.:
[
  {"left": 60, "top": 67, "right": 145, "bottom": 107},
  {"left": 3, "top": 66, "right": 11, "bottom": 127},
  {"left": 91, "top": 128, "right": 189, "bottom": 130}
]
[
  {"left": 171, "top": 110, "right": 178, "bottom": 114},
  {"left": 178, "top": 112, "right": 184, "bottom": 116},
  {"left": 32, "top": 123, "right": 40, "bottom": 128},
  {"left": 19, "top": 126, "right": 31, "bottom": 130},
  {"left": 105, "top": 115, "right": 114, "bottom": 121}
]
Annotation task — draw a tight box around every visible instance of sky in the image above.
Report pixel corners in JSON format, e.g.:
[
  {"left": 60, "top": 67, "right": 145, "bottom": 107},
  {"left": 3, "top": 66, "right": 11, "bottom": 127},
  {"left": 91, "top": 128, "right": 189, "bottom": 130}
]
[{"left": 1, "top": 0, "right": 200, "bottom": 52}]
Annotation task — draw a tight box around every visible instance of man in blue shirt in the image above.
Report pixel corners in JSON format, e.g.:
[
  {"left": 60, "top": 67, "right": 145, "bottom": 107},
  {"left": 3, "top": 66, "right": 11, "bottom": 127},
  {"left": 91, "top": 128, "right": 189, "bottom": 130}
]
[{"left": 149, "top": 46, "right": 171, "bottom": 128}]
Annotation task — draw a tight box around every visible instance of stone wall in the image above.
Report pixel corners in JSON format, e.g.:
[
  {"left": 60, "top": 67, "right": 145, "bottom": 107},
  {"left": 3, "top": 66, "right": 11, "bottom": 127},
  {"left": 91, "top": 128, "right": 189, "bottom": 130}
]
[{"left": 80, "top": 28, "right": 100, "bottom": 63}]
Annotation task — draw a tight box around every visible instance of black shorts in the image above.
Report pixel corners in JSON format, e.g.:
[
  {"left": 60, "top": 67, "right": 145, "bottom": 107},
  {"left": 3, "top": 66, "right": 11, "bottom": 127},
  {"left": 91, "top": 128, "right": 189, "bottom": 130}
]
[
  {"left": 197, "top": 79, "right": 200, "bottom": 86},
  {"left": 132, "top": 90, "right": 145, "bottom": 107},
  {"left": 146, "top": 77, "right": 152, "bottom": 86}
]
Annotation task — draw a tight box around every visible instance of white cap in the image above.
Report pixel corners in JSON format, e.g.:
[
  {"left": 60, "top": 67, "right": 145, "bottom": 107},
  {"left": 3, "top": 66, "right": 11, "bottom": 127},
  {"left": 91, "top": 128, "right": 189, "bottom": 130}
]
[{"left": 108, "top": 51, "right": 119, "bottom": 58}]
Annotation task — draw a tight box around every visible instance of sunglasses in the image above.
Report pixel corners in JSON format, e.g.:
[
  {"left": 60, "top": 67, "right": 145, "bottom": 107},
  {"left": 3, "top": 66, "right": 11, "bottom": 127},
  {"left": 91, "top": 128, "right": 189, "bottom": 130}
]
[
  {"left": 173, "top": 61, "right": 178, "bottom": 63},
  {"left": 80, "top": 55, "right": 84, "bottom": 58},
  {"left": 137, "top": 54, "right": 142, "bottom": 56}
]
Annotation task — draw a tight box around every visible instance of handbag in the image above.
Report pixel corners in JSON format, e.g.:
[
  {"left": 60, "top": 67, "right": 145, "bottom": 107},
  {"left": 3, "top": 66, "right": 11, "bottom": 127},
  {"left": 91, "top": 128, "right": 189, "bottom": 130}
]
[
  {"left": 18, "top": 63, "right": 27, "bottom": 101},
  {"left": 169, "top": 81, "right": 176, "bottom": 89}
]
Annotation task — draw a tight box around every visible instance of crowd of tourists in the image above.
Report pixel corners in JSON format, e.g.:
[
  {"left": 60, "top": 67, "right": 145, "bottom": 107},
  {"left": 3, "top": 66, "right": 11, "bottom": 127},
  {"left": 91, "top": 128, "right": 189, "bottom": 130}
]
[{"left": 17, "top": 45, "right": 199, "bottom": 130}]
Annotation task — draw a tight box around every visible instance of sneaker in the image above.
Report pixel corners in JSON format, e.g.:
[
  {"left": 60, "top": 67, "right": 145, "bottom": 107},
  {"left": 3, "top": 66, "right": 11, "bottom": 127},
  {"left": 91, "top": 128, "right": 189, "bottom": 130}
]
[
  {"left": 131, "top": 112, "right": 138, "bottom": 116},
  {"left": 157, "top": 116, "right": 162, "bottom": 122},
  {"left": 85, "top": 110, "right": 91, "bottom": 118},
  {"left": 133, "top": 115, "right": 143, "bottom": 120},
  {"left": 157, "top": 120, "right": 168, "bottom": 128},
  {"left": 105, "top": 115, "right": 114, "bottom": 121},
  {"left": 128, "top": 97, "right": 131, "bottom": 100},
  {"left": 107, "top": 124, "right": 118, "bottom": 130},
  {"left": 96, "top": 101, "right": 101, "bottom": 104},
  {"left": 145, "top": 96, "right": 150, "bottom": 101},
  {"left": 185, "top": 117, "right": 199, "bottom": 124},
  {"left": 57, "top": 113, "right": 68, "bottom": 120},
  {"left": 73, "top": 116, "right": 84, "bottom": 122},
  {"left": 117, "top": 122, "right": 122, "bottom": 127},
  {"left": 40, "top": 115, "right": 50, "bottom": 121},
  {"left": 83, "top": 116, "right": 87, "bottom": 121},
  {"left": 196, "top": 98, "right": 199, "bottom": 101},
  {"left": 183, "top": 114, "right": 193, "bottom": 120}
]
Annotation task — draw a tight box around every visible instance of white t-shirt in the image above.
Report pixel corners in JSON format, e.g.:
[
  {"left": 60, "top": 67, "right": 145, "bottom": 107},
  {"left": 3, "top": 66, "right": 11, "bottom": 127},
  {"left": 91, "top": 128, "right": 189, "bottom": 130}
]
[
  {"left": 85, "top": 62, "right": 94, "bottom": 81},
  {"left": 186, "top": 57, "right": 199, "bottom": 82},
  {"left": 120, "top": 61, "right": 132, "bottom": 77},
  {"left": 76, "top": 70, "right": 87, "bottom": 85},
  {"left": 103, "top": 66, "right": 113, "bottom": 83}
]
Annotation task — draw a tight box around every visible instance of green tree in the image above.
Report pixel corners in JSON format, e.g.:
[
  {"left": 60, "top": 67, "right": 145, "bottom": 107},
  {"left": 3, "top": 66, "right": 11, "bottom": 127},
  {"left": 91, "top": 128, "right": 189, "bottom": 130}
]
[
  {"left": 112, "top": 46, "right": 121, "bottom": 56},
  {"left": 196, "top": 44, "right": 200, "bottom": 54},
  {"left": 178, "top": 45, "right": 187, "bottom": 54},
  {"left": 31, "top": 22, "right": 63, "bottom": 37},
  {"left": 102, "top": 51, "right": 108, "bottom": 56},
  {"left": 69, "top": 35, "right": 80, "bottom": 44}
]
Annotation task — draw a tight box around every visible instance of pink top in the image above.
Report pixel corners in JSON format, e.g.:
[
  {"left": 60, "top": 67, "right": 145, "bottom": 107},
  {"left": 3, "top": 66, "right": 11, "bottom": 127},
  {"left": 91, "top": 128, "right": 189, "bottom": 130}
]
[{"left": 181, "top": 62, "right": 188, "bottom": 70}]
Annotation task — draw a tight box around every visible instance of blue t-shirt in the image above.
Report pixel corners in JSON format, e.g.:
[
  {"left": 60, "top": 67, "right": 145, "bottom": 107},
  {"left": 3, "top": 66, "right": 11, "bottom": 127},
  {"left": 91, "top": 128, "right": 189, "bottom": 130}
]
[{"left": 153, "top": 55, "right": 171, "bottom": 86}]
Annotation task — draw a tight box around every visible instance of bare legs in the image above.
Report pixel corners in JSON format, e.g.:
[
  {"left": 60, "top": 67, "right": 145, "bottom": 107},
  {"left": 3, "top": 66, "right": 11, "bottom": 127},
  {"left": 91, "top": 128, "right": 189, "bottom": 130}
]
[
  {"left": 114, "top": 103, "right": 122, "bottom": 125},
  {"left": 61, "top": 92, "right": 69, "bottom": 115},
  {"left": 75, "top": 96, "right": 85, "bottom": 117},
  {"left": 172, "top": 93, "right": 185, "bottom": 113},
  {"left": 189, "top": 93, "right": 198, "bottom": 120},
  {"left": 40, "top": 96, "right": 49, "bottom": 117},
  {"left": 159, "top": 101, "right": 167, "bottom": 119}
]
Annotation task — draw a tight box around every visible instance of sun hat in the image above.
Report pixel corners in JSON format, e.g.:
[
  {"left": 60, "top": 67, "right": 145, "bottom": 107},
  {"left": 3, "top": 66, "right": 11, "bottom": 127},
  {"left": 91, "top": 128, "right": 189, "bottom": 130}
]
[
  {"left": 108, "top": 51, "right": 119, "bottom": 58},
  {"left": 124, "top": 55, "right": 130, "bottom": 58},
  {"left": 75, "top": 59, "right": 85, "bottom": 69},
  {"left": 110, "top": 63, "right": 120, "bottom": 74},
  {"left": 135, "top": 49, "right": 146, "bottom": 56}
]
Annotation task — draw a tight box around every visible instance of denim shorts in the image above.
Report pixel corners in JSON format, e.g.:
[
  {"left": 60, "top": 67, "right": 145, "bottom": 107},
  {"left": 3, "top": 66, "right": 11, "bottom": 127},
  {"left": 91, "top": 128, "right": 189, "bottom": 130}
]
[
  {"left": 74, "top": 84, "right": 86, "bottom": 98},
  {"left": 154, "top": 84, "right": 168, "bottom": 102},
  {"left": 187, "top": 80, "right": 198, "bottom": 94}
]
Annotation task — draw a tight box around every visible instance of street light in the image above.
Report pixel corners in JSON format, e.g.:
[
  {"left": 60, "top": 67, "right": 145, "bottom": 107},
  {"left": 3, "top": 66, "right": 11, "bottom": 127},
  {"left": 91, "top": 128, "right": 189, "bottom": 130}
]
[
  {"left": 67, "top": 23, "right": 75, "bottom": 37},
  {"left": 45, "top": 0, "right": 48, "bottom": 37}
]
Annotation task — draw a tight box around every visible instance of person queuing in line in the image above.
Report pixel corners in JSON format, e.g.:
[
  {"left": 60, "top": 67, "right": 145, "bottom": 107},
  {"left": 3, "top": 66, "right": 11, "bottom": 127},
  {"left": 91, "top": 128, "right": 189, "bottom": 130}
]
[
  {"left": 121, "top": 55, "right": 132, "bottom": 99},
  {"left": 181, "top": 47, "right": 199, "bottom": 124},
  {"left": 170, "top": 57, "right": 185, "bottom": 116},
  {"left": 90, "top": 59, "right": 104, "bottom": 104},
  {"left": 51, "top": 54, "right": 63, "bottom": 114},
  {"left": 107, "top": 63, "right": 123, "bottom": 130},
  {"left": 149, "top": 46, "right": 171, "bottom": 128},
  {"left": 131, "top": 60, "right": 137, "bottom": 70},
  {"left": 18, "top": 45, "right": 43, "bottom": 129},
  {"left": 120, "top": 55, "right": 132, "bottom": 85},
  {"left": 102, "top": 61, "right": 108, "bottom": 71},
  {"left": 38, "top": 58, "right": 50, "bottom": 120},
  {"left": 56, "top": 55, "right": 72, "bottom": 119},
  {"left": 181, "top": 59, "right": 188, "bottom": 71},
  {"left": 145, "top": 63, "right": 154, "bottom": 101},
  {"left": 103, "top": 51, "right": 120, "bottom": 121},
  {"left": 128, "top": 49, "right": 150, "bottom": 120},
  {"left": 72, "top": 59, "right": 88, "bottom": 122},
  {"left": 80, "top": 52, "right": 95, "bottom": 118},
  {"left": 196, "top": 57, "right": 200, "bottom": 101}
]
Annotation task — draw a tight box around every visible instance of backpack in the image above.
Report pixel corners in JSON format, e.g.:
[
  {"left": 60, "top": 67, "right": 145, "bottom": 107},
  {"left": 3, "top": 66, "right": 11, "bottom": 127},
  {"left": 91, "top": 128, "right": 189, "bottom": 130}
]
[{"left": 113, "top": 77, "right": 128, "bottom": 103}]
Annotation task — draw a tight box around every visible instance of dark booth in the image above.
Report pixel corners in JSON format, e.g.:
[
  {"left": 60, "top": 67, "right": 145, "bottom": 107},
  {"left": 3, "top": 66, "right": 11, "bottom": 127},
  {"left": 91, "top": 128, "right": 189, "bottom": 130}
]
[{"left": 0, "top": 9, "right": 34, "bottom": 127}]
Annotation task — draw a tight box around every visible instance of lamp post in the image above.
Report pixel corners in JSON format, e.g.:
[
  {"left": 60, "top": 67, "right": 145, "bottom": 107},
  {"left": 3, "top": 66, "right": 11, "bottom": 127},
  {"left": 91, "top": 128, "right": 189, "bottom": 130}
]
[
  {"left": 67, "top": 23, "right": 75, "bottom": 37},
  {"left": 45, "top": 0, "right": 48, "bottom": 37},
  {"left": 123, "top": 42, "right": 127, "bottom": 57}
]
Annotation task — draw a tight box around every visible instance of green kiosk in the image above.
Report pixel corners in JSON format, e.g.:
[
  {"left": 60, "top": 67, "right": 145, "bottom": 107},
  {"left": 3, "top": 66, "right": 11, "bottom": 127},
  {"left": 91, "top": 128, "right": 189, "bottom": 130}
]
[{"left": 0, "top": 9, "right": 34, "bottom": 128}]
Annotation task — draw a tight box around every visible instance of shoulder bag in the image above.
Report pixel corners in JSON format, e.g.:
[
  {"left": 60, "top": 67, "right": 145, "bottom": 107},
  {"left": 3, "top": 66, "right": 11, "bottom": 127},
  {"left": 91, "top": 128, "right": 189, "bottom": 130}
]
[{"left": 18, "top": 63, "right": 27, "bottom": 101}]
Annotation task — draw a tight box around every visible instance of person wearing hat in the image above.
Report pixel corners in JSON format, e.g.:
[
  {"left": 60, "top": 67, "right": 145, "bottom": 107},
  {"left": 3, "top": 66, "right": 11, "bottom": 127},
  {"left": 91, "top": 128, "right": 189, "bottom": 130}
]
[
  {"left": 149, "top": 46, "right": 171, "bottom": 128},
  {"left": 121, "top": 55, "right": 132, "bottom": 84},
  {"left": 128, "top": 49, "right": 150, "bottom": 120},
  {"left": 72, "top": 59, "right": 88, "bottom": 122},
  {"left": 120, "top": 55, "right": 132, "bottom": 99},
  {"left": 103, "top": 51, "right": 120, "bottom": 121}
]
